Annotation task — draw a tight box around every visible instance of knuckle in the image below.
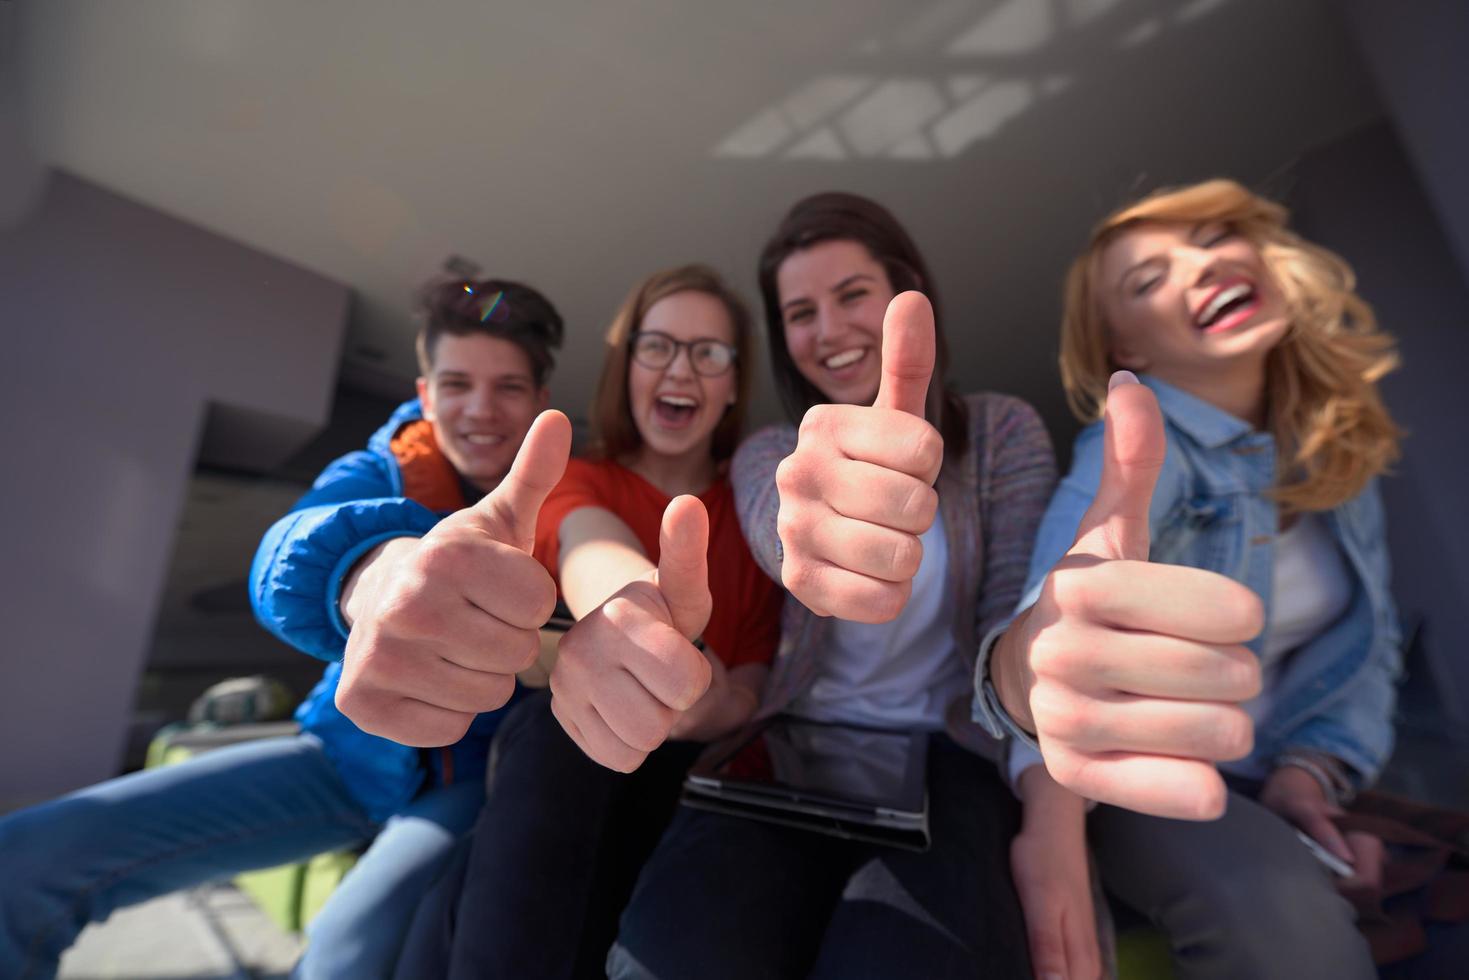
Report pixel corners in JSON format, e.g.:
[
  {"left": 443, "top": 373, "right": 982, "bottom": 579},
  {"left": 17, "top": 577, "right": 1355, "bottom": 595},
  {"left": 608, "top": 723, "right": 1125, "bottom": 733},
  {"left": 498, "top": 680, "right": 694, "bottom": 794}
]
[
  {"left": 1189, "top": 779, "right": 1228, "bottom": 820},
  {"left": 780, "top": 558, "right": 815, "bottom": 598},
  {"left": 1026, "top": 632, "right": 1074, "bottom": 684},
  {"left": 902, "top": 484, "right": 939, "bottom": 530},
  {"left": 798, "top": 404, "right": 835, "bottom": 443},
  {"left": 907, "top": 427, "right": 943, "bottom": 477},
  {"left": 1227, "top": 651, "right": 1263, "bottom": 700},
  {"left": 774, "top": 455, "right": 799, "bottom": 493},
  {"left": 414, "top": 538, "right": 465, "bottom": 579},
  {"left": 1215, "top": 709, "right": 1254, "bottom": 760},
  {"left": 1228, "top": 583, "right": 1266, "bottom": 639},
  {"left": 1030, "top": 683, "right": 1087, "bottom": 743},
  {"left": 775, "top": 506, "right": 803, "bottom": 551},
  {"left": 868, "top": 583, "right": 907, "bottom": 623},
  {"left": 1045, "top": 566, "right": 1090, "bottom": 613},
  {"left": 889, "top": 534, "right": 923, "bottom": 579}
]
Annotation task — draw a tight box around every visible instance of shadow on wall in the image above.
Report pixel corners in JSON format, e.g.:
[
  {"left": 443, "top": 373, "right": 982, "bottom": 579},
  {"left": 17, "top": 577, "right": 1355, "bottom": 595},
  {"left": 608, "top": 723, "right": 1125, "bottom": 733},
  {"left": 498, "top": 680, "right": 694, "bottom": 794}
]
[{"left": 711, "top": 0, "right": 1230, "bottom": 162}]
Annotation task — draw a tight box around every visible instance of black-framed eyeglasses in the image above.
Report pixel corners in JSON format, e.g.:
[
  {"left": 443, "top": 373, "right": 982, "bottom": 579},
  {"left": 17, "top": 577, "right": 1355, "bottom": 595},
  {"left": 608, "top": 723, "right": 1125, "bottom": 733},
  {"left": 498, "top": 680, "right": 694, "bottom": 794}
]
[{"left": 629, "top": 331, "right": 737, "bottom": 377}]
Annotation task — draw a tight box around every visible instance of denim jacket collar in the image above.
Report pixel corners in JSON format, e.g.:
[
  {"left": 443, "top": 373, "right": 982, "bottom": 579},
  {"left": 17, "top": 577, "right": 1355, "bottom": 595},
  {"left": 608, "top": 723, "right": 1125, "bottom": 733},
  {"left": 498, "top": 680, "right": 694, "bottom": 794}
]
[{"left": 1141, "top": 375, "right": 1256, "bottom": 450}]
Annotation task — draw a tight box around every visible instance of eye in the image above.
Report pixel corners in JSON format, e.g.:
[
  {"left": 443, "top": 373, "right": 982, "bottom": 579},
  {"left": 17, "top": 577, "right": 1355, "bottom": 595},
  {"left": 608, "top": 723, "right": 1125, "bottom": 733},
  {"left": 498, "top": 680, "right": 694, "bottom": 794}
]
[
  {"left": 638, "top": 335, "right": 673, "bottom": 357},
  {"left": 1132, "top": 276, "right": 1160, "bottom": 297},
  {"left": 438, "top": 379, "right": 468, "bottom": 391},
  {"left": 1200, "top": 224, "right": 1234, "bottom": 248},
  {"left": 785, "top": 306, "right": 813, "bottom": 325},
  {"left": 694, "top": 343, "right": 733, "bottom": 372},
  {"left": 839, "top": 289, "right": 868, "bottom": 304}
]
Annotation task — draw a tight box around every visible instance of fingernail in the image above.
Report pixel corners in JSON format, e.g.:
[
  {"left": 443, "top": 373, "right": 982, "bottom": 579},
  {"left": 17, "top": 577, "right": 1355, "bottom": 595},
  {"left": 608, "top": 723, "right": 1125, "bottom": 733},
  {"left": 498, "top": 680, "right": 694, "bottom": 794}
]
[{"left": 1108, "top": 370, "right": 1139, "bottom": 391}]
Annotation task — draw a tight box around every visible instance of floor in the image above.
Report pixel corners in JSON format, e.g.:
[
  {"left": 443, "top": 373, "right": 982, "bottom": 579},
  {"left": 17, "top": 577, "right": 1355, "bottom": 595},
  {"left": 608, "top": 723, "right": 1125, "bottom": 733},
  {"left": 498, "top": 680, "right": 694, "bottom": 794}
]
[{"left": 57, "top": 886, "right": 303, "bottom": 980}]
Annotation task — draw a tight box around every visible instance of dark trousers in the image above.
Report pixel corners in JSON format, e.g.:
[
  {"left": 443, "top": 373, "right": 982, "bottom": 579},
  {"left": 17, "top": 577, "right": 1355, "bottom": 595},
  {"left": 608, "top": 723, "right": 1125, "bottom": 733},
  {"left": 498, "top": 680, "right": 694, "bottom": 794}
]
[
  {"left": 609, "top": 734, "right": 1032, "bottom": 980},
  {"left": 396, "top": 689, "right": 701, "bottom": 980},
  {"left": 1091, "top": 785, "right": 1376, "bottom": 980}
]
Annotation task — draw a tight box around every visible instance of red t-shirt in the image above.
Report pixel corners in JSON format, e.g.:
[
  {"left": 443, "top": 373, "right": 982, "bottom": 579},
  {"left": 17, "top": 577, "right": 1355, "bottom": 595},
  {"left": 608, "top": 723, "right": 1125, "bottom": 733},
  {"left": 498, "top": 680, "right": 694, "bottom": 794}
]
[{"left": 533, "top": 458, "right": 781, "bottom": 670}]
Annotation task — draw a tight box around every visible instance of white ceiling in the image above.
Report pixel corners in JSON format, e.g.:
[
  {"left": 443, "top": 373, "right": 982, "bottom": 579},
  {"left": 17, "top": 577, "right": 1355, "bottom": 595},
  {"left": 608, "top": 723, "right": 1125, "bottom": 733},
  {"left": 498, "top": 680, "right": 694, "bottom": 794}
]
[{"left": 12, "top": 0, "right": 1382, "bottom": 436}]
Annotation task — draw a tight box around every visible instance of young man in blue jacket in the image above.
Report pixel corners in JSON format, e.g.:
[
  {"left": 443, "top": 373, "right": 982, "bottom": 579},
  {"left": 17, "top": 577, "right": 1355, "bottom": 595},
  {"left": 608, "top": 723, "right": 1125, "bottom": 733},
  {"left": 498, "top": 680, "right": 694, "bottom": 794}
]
[{"left": 0, "top": 279, "right": 572, "bottom": 980}]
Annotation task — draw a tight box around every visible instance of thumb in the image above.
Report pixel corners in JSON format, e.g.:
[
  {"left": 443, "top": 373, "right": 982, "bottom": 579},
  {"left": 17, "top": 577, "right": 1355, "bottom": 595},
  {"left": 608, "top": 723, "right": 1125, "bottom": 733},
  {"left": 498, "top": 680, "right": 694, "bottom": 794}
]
[
  {"left": 872, "top": 291, "right": 935, "bottom": 417},
  {"left": 470, "top": 410, "right": 572, "bottom": 553},
  {"left": 1302, "top": 811, "right": 1355, "bottom": 865},
  {"left": 654, "top": 494, "right": 712, "bottom": 641},
  {"left": 1068, "top": 371, "right": 1165, "bottom": 562}
]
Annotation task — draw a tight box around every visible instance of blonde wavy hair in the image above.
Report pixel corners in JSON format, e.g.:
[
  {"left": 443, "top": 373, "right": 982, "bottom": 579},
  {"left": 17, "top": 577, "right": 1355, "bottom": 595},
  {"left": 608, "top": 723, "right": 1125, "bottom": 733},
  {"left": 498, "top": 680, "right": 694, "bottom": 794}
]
[{"left": 1060, "top": 179, "right": 1401, "bottom": 514}]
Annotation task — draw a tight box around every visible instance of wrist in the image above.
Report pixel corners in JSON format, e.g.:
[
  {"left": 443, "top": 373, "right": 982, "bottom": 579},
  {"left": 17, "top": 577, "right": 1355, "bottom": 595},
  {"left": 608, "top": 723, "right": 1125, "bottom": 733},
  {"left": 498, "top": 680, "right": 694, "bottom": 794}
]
[
  {"left": 1274, "top": 751, "right": 1353, "bottom": 808},
  {"left": 1017, "top": 766, "right": 1087, "bottom": 831},
  {"left": 990, "top": 621, "right": 1036, "bottom": 735},
  {"left": 340, "top": 536, "right": 417, "bottom": 627}
]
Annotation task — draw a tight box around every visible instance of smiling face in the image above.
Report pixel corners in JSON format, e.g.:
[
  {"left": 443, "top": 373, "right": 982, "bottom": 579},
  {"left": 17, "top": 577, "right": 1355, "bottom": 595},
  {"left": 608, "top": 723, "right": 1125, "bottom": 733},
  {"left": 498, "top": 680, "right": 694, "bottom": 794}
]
[
  {"left": 1097, "top": 221, "right": 1291, "bottom": 390},
  {"left": 776, "top": 239, "right": 896, "bottom": 406},
  {"left": 416, "top": 332, "right": 549, "bottom": 493},
  {"left": 626, "top": 290, "right": 738, "bottom": 462}
]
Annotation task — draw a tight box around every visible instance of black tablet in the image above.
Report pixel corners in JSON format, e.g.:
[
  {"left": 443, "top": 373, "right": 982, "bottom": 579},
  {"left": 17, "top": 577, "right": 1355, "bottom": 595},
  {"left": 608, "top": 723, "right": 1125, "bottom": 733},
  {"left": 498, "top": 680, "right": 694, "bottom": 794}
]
[{"left": 682, "top": 715, "right": 930, "bottom": 851}]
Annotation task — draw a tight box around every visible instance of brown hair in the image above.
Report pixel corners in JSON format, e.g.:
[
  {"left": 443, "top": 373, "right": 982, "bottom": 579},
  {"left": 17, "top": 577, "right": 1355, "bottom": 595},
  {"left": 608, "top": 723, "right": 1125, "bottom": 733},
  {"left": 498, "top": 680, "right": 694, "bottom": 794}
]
[
  {"left": 756, "top": 191, "right": 967, "bottom": 459},
  {"left": 1060, "top": 178, "right": 1401, "bottom": 513},
  {"left": 589, "top": 264, "right": 753, "bottom": 463},
  {"left": 414, "top": 277, "right": 564, "bottom": 386}
]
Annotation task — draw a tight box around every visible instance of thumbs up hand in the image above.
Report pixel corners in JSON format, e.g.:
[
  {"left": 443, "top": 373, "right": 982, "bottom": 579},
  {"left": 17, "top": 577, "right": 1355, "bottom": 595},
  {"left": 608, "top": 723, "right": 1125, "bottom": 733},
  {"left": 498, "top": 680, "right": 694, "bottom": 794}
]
[
  {"left": 775, "top": 291, "right": 943, "bottom": 622},
  {"left": 990, "top": 374, "right": 1265, "bottom": 820},
  {"left": 335, "top": 410, "right": 572, "bottom": 747},
  {"left": 549, "top": 495, "right": 715, "bottom": 772}
]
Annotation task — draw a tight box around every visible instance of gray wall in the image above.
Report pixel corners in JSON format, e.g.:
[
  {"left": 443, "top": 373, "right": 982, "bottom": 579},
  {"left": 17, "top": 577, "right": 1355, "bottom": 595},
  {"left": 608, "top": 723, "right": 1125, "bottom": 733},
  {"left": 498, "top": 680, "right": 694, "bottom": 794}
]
[
  {"left": 0, "top": 172, "right": 348, "bottom": 809},
  {"left": 1291, "top": 123, "right": 1469, "bottom": 728},
  {"left": 1346, "top": 0, "right": 1469, "bottom": 282},
  {"left": 1336, "top": 0, "right": 1469, "bottom": 725}
]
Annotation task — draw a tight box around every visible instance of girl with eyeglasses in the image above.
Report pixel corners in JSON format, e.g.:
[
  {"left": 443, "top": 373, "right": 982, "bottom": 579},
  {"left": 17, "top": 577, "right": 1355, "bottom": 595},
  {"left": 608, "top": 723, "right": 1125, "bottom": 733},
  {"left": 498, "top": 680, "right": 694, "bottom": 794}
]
[{"left": 398, "top": 264, "right": 782, "bottom": 979}]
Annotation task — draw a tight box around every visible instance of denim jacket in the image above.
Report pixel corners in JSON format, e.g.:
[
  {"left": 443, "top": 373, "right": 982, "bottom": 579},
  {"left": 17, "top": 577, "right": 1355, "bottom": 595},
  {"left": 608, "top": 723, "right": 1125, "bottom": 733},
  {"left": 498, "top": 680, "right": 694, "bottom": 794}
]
[{"left": 1003, "top": 376, "right": 1401, "bottom": 788}]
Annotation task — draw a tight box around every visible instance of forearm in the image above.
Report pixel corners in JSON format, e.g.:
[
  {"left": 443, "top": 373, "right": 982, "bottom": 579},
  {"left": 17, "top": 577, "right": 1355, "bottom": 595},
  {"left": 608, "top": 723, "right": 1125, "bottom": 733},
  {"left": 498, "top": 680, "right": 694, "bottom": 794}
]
[
  {"left": 1017, "top": 764, "right": 1087, "bottom": 836},
  {"left": 558, "top": 507, "right": 656, "bottom": 620}
]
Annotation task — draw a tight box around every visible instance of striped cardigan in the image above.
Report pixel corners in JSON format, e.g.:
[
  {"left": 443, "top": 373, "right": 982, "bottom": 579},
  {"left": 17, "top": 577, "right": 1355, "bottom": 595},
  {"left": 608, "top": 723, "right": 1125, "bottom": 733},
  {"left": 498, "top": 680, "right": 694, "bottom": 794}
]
[{"left": 729, "top": 391, "right": 1058, "bottom": 755}]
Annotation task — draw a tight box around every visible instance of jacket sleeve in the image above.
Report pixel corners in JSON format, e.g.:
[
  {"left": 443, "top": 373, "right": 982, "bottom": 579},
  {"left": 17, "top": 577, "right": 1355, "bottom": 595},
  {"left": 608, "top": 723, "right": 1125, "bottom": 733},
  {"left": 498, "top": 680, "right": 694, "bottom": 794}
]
[
  {"left": 974, "top": 395, "right": 1059, "bottom": 644},
  {"left": 249, "top": 450, "right": 441, "bottom": 663},
  {"left": 730, "top": 425, "right": 798, "bottom": 584}
]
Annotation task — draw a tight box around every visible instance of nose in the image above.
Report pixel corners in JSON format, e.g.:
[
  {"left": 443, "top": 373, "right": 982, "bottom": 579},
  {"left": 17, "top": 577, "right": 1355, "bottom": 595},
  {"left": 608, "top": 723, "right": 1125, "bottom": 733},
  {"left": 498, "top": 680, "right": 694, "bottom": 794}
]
[
  {"left": 1177, "top": 245, "right": 1225, "bottom": 289},
  {"left": 664, "top": 343, "right": 696, "bottom": 379},
  {"left": 464, "top": 383, "right": 497, "bottom": 418},
  {"left": 813, "top": 303, "right": 846, "bottom": 345}
]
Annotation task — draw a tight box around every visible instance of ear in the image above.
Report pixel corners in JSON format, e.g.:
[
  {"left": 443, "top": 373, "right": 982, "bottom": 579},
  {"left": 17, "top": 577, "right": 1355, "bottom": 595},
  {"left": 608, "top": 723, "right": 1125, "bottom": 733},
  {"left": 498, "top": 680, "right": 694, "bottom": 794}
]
[{"left": 416, "top": 376, "right": 434, "bottom": 420}]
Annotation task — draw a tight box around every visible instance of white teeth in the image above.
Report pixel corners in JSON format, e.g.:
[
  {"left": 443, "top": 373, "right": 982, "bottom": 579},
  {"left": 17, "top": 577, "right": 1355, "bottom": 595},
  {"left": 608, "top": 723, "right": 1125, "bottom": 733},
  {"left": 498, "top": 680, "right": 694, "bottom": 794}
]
[
  {"left": 824, "top": 348, "right": 865, "bottom": 370},
  {"left": 463, "top": 434, "right": 503, "bottom": 445},
  {"left": 1199, "top": 283, "right": 1254, "bottom": 327},
  {"left": 658, "top": 395, "right": 697, "bottom": 407}
]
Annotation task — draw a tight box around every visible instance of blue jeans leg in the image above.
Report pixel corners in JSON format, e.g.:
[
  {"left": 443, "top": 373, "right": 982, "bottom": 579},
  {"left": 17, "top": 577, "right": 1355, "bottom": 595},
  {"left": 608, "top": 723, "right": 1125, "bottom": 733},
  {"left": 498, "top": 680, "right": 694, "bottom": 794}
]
[
  {"left": 0, "top": 734, "right": 376, "bottom": 980},
  {"left": 295, "top": 779, "right": 484, "bottom": 980}
]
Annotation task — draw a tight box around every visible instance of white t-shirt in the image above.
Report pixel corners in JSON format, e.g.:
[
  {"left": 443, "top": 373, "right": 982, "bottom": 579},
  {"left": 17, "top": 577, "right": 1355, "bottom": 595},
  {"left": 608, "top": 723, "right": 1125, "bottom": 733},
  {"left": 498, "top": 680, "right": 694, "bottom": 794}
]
[
  {"left": 1239, "top": 511, "right": 1354, "bottom": 727},
  {"left": 789, "top": 512, "right": 969, "bottom": 730}
]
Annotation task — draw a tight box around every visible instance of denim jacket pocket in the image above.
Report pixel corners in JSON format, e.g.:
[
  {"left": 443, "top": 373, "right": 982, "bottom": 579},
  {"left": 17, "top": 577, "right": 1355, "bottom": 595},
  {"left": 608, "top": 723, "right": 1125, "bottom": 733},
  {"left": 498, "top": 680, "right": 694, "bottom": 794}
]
[{"left": 1152, "top": 493, "right": 1240, "bottom": 572}]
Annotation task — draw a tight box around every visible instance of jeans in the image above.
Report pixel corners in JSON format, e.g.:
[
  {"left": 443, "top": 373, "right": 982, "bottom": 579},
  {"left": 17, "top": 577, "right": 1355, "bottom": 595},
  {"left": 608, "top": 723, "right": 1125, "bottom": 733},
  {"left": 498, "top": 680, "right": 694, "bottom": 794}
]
[
  {"left": 394, "top": 690, "right": 702, "bottom": 980},
  {"left": 0, "top": 733, "right": 483, "bottom": 980},
  {"left": 609, "top": 734, "right": 1032, "bottom": 980},
  {"left": 1091, "top": 786, "right": 1376, "bottom": 980}
]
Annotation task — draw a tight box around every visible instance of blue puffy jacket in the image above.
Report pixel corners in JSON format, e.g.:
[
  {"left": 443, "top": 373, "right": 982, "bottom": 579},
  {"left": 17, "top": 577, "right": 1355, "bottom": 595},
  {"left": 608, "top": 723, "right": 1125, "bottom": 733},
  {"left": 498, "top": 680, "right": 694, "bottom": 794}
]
[{"left": 249, "top": 399, "right": 520, "bottom": 822}]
